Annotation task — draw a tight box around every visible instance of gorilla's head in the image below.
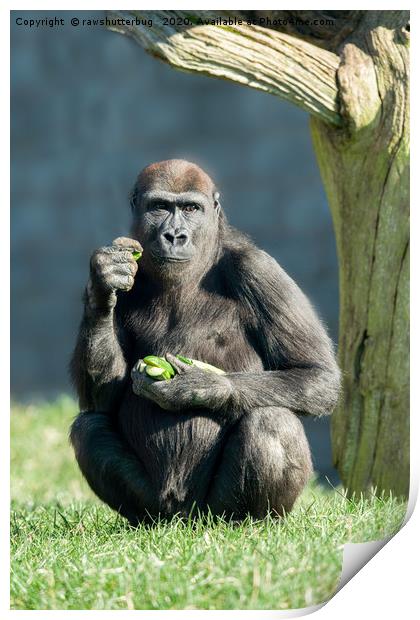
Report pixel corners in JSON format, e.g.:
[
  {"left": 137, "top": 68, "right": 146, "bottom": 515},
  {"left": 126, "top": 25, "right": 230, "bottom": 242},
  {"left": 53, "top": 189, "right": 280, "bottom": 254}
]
[{"left": 130, "top": 160, "right": 223, "bottom": 281}]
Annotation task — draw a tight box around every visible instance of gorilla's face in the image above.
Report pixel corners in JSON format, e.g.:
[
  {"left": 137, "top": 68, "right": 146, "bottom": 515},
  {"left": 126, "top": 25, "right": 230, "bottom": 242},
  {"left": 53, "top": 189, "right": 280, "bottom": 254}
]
[
  {"left": 135, "top": 189, "right": 217, "bottom": 263},
  {"left": 130, "top": 160, "right": 221, "bottom": 280}
]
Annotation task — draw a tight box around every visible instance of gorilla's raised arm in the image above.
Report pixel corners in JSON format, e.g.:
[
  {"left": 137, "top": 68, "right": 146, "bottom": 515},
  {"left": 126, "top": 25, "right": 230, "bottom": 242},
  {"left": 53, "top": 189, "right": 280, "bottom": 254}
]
[{"left": 70, "top": 237, "right": 141, "bottom": 411}]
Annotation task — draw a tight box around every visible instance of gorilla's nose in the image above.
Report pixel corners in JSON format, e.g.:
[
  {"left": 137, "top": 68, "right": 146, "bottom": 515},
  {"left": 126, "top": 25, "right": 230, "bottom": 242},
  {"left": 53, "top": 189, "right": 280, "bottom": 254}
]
[{"left": 162, "top": 230, "right": 189, "bottom": 247}]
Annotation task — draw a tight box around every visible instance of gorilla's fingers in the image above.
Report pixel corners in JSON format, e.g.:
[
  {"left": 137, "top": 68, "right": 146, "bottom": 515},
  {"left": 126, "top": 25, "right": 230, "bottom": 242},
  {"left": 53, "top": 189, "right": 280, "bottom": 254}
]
[
  {"left": 131, "top": 367, "right": 155, "bottom": 397},
  {"left": 107, "top": 250, "right": 138, "bottom": 266},
  {"left": 112, "top": 237, "right": 143, "bottom": 253},
  {"left": 165, "top": 353, "right": 193, "bottom": 375}
]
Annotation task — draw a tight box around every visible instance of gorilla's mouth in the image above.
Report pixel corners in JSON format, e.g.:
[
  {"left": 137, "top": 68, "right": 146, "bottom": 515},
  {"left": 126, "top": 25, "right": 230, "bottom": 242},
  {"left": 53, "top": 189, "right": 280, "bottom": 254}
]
[{"left": 151, "top": 251, "right": 192, "bottom": 264}]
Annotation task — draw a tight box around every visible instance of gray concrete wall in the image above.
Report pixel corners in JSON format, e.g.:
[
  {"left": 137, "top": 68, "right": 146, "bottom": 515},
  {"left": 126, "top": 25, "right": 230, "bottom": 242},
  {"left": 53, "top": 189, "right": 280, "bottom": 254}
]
[{"left": 11, "top": 11, "right": 339, "bottom": 481}]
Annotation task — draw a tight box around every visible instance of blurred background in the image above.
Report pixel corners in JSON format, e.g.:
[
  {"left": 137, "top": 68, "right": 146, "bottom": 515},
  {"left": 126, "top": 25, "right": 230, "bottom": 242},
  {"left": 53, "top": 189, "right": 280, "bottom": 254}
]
[{"left": 11, "top": 11, "right": 339, "bottom": 483}]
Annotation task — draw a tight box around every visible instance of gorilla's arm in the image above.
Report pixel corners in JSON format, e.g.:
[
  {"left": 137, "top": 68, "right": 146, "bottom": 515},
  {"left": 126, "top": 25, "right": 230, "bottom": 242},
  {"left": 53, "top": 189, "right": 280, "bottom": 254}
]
[
  {"left": 70, "top": 287, "right": 128, "bottom": 412},
  {"left": 228, "top": 366, "right": 339, "bottom": 417},
  {"left": 132, "top": 247, "right": 340, "bottom": 419},
  {"left": 70, "top": 238, "right": 140, "bottom": 411},
  {"left": 226, "top": 248, "right": 341, "bottom": 417}
]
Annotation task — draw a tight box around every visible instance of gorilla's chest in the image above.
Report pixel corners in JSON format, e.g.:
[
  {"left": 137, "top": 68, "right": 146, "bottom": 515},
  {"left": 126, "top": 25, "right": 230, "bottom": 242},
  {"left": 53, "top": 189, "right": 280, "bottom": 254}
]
[
  {"left": 121, "top": 293, "right": 263, "bottom": 373},
  {"left": 116, "top": 289, "right": 263, "bottom": 491}
]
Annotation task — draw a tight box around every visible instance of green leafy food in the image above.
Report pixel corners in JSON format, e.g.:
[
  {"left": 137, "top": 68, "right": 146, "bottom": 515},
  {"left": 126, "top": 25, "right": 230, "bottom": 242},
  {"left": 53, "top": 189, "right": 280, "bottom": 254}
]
[
  {"left": 176, "top": 355, "right": 194, "bottom": 365},
  {"left": 143, "top": 356, "right": 175, "bottom": 376},
  {"left": 178, "top": 355, "right": 225, "bottom": 375},
  {"left": 145, "top": 366, "right": 165, "bottom": 378},
  {"left": 136, "top": 360, "right": 147, "bottom": 373},
  {"left": 136, "top": 354, "right": 225, "bottom": 382},
  {"left": 190, "top": 359, "right": 226, "bottom": 375}
]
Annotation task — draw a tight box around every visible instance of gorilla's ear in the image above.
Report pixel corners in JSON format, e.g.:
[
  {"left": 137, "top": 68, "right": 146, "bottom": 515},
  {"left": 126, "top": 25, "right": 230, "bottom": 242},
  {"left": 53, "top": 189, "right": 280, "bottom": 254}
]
[
  {"left": 214, "top": 191, "right": 221, "bottom": 216},
  {"left": 129, "top": 186, "right": 139, "bottom": 211}
]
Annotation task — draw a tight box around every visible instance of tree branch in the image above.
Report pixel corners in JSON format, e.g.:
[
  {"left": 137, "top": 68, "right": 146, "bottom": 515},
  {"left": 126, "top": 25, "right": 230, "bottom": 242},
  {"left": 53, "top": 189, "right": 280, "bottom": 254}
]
[
  {"left": 239, "top": 11, "right": 362, "bottom": 51},
  {"left": 106, "top": 10, "right": 341, "bottom": 126}
]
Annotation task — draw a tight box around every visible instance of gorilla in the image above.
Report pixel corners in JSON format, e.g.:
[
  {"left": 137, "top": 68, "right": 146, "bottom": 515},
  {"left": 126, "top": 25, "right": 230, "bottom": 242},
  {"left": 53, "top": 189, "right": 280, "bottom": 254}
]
[{"left": 70, "top": 159, "right": 340, "bottom": 524}]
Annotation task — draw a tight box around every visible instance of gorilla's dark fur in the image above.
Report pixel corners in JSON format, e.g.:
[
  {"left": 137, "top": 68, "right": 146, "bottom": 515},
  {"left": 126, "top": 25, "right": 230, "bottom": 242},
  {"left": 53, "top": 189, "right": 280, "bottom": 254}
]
[{"left": 70, "top": 159, "right": 340, "bottom": 524}]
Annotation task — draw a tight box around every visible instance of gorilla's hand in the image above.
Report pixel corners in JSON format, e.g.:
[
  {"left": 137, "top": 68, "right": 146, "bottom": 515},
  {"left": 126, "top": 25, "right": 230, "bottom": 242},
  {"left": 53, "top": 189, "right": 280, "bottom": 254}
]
[
  {"left": 131, "top": 353, "right": 233, "bottom": 412},
  {"left": 88, "top": 237, "right": 142, "bottom": 310}
]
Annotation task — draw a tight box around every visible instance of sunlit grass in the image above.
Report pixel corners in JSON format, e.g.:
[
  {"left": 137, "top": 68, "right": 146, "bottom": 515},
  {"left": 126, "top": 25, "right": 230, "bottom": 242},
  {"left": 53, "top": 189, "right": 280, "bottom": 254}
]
[{"left": 11, "top": 398, "right": 407, "bottom": 610}]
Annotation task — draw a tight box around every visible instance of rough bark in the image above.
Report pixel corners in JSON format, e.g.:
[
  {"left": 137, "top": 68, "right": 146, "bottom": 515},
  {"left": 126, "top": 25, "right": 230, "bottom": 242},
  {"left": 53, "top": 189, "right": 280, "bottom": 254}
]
[
  {"left": 239, "top": 11, "right": 362, "bottom": 51},
  {"left": 107, "top": 10, "right": 341, "bottom": 125},
  {"left": 311, "top": 12, "right": 409, "bottom": 496},
  {"left": 106, "top": 10, "right": 410, "bottom": 497}
]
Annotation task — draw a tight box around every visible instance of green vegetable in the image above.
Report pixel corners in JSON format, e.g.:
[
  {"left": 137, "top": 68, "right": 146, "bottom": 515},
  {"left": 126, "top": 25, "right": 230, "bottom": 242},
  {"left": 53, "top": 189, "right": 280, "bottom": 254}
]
[
  {"left": 145, "top": 366, "right": 165, "bottom": 378},
  {"left": 189, "top": 359, "right": 226, "bottom": 375},
  {"left": 132, "top": 251, "right": 142, "bottom": 261},
  {"left": 143, "top": 356, "right": 175, "bottom": 377},
  {"left": 177, "top": 355, "right": 225, "bottom": 375},
  {"left": 134, "top": 354, "right": 225, "bottom": 382},
  {"left": 135, "top": 355, "right": 175, "bottom": 381},
  {"left": 137, "top": 360, "right": 147, "bottom": 373},
  {"left": 176, "top": 355, "right": 194, "bottom": 365}
]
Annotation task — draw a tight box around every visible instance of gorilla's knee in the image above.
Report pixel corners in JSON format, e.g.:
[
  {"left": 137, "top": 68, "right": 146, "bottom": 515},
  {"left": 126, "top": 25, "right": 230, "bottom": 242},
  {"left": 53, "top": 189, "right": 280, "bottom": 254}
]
[
  {"left": 69, "top": 411, "right": 111, "bottom": 465},
  {"left": 69, "top": 412, "right": 87, "bottom": 453},
  {"left": 237, "top": 407, "right": 312, "bottom": 515}
]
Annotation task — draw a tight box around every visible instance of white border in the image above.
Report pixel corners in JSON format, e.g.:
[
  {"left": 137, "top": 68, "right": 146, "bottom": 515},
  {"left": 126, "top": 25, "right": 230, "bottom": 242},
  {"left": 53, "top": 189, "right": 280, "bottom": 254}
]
[{"left": 4, "top": 3, "right": 417, "bottom": 619}]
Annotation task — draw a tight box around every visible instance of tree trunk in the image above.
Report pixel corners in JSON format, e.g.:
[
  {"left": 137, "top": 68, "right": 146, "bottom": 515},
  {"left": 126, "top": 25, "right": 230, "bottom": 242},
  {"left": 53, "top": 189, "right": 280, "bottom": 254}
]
[
  {"left": 107, "top": 10, "right": 410, "bottom": 497},
  {"left": 311, "top": 13, "right": 409, "bottom": 496}
]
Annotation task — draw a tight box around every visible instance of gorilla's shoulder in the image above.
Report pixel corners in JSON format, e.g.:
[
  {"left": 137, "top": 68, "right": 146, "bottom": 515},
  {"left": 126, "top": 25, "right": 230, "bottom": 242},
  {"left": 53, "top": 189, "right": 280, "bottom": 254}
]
[
  {"left": 218, "top": 225, "right": 294, "bottom": 303},
  {"left": 220, "top": 225, "right": 286, "bottom": 283}
]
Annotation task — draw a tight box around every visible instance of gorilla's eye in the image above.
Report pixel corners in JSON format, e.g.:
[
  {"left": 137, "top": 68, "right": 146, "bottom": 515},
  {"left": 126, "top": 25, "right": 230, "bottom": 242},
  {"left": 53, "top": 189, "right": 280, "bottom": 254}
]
[
  {"left": 149, "top": 202, "right": 168, "bottom": 212},
  {"left": 183, "top": 204, "right": 199, "bottom": 214}
]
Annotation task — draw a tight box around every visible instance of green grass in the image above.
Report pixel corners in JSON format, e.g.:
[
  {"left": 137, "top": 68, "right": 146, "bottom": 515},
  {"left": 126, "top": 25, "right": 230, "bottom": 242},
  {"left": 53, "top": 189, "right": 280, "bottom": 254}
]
[{"left": 11, "top": 398, "right": 407, "bottom": 610}]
